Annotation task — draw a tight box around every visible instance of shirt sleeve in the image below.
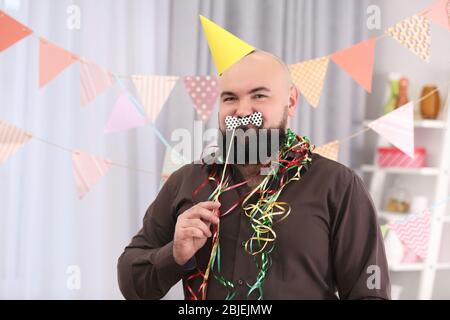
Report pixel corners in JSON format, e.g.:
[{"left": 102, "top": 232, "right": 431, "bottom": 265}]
[
  {"left": 330, "top": 171, "right": 391, "bottom": 300},
  {"left": 117, "top": 169, "right": 192, "bottom": 300}
]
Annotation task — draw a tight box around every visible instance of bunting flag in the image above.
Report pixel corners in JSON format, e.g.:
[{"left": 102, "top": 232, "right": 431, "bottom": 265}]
[
  {"left": 80, "top": 60, "right": 115, "bottom": 106},
  {"left": 0, "top": 10, "right": 33, "bottom": 52},
  {"left": 313, "top": 140, "right": 340, "bottom": 161},
  {"left": 39, "top": 38, "right": 78, "bottom": 87},
  {"left": 385, "top": 15, "right": 431, "bottom": 62},
  {"left": 71, "top": 150, "right": 112, "bottom": 199},
  {"left": 422, "top": 0, "right": 450, "bottom": 31},
  {"left": 289, "top": 57, "right": 329, "bottom": 108},
  {"left": 0, "top": 120, "right": 32, "bottom": 165},
  {"left": 388, "top": 209, "right": 431, "bottom": 259},
  {"left": 199, "top": 15, "right": 255, "bottom": 75},
  {"left": 131, "top": 75, "right": 178, "bottom": 122},
  {"left": 368, "top": 102, "right": 414, "bottom": 158},
  {"left": 331, "top": 38, "right": 376, "bottom": 93},
  {"left": 104, "top": 93, "right": 149, "bottom": 133},
  {"left": 183, "top": 75, "right": 219, "bottom": 121}
]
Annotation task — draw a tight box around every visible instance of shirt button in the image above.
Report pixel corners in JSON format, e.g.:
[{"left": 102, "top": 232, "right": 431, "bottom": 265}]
[
  {"left": 241, "top": 241, "right": 246, "bottom": 247},
  {"left": 238, "top": 279, "right": 244, "bottom": 286}
]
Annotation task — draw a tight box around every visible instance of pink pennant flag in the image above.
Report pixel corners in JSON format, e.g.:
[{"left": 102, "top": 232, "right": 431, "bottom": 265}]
[
  {"left": 132, "top": 75, "right": 178, "bottom": 122},
  {"left": 80, "top": 60, "right": 115, "bottom": 106},
  {"left": 39, "top": 37, "right": 78, "bottom": 87},
  {"left": 0, "top": 10, "right": 33, "bottom": 52},
  {"left": 72, "top": 150, "right": 112, "bottom": 199},
  {"left": 104, "top": 93, "right": 149, "bottom": 134},
  {"left": 368, "top": 102, "right": 414, "bottom": 158},
  {"left": 331, "top": 38, "right": 376, "bottom": 93},
  {"left": 0, "top": 120, "right": 32, "bottom": 165},
  {"left": 183, "top": 75, "right": 219, "bottom": 121},
  {"left": 388, "top": 209, "right": 431, "bottom": 259},
  {"left": 422, "top": 0, "right": 450, "bottom": 31}
]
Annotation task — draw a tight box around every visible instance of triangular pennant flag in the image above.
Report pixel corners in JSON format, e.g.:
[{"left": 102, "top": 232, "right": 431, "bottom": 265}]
[
  {"left": 0, "top": 11, "right": 32, "bottom": 52},
  {"left": 385, "top": 15, "right": 431, "bottom": 62},
  {"left": 0, "top": 120, "right": 32, "bottom": 165},
  {"left": 388, "top": 209, "right": 431, "bottom": 259},
  {"left": 131, "top": 75, "right": 178, "bottom": 122},
  {"left": 331, "top": 38, "right": 376, "bottom": 93},
  {"left": 313, "top": 140, "right": 340, "bottom": 161},
  {"left": 39, "top": 37, "right": 78, "bottom": 87},
  {"left": 104, "top": 93, "right": 149, "bottom": 133},
  {"left": 199, "top": 15, "right": 255, "bottom": 75},
  {"left": 71, "top": 150, "right": 112, "bottom": 199},
  {"left": 183, "top": 75, "right": 219, "bottom": 121},
  {"left": 368, "top": 102, "right": 414, "bottom": 158},
  {"left": 289, "top": 57, "right": 329, "bottom": 108},
  {"left": 422, "top": 0, "right": 450, "bottom": 31},
  {"left": 80, "top": 60, "right": 115, "bottom": 106}
]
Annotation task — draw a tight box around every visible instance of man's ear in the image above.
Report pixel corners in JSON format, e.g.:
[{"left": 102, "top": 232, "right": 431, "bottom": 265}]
[{"left": 287, "top": 85, "right": 298, "bottom": 117}]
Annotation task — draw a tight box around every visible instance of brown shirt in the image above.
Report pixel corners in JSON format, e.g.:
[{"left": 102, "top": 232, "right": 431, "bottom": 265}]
[{"left": 117, "top": 153, "right": 391, "bottom": 300}]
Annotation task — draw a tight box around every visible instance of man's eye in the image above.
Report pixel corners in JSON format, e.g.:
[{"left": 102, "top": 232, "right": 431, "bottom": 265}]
[
  {"left": 253, "top": 94, "right": 267, "bottom": 99},
  {"left": 223, "top": 97, "right": 236, "bottom": 102}
]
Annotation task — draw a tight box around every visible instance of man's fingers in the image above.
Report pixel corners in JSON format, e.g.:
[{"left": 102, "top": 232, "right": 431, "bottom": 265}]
[
  {"left": 187, "top": 207, "right": 220, "bottom": 224},
  {"left": 197, "top": 201, "right": 221, "bottom": 210},
  {"left": 181, "top": 227, "right": 207, "bottom": 239},
  {"left": 183, "top": 219, "right": 212, "bottom": 237}
]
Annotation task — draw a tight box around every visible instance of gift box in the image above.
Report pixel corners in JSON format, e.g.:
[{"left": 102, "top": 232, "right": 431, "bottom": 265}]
[{"left": 377, "top": 147, "right": 426, "bottom": 168}]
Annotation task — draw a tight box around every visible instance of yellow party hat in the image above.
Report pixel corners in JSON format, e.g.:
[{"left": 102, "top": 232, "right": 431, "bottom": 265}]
[{"left": 199, "top": 15, "right": 255, "bottom": 75}]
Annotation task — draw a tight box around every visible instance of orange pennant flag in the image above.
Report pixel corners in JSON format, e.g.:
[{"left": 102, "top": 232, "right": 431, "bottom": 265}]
[
  {"left": 331, "top": 38, "right": 376, "bottom": 93},
  {"left": 71, "top": 150, "right": 112, "bottom": 199},
  {"left": 0, "top": 11, "right": 32, "bottom": 52},
  {"left": 289, "top": 57, "right": 329, "bottom": 108},
  {"left": 313, "top": 140, "right": 340, "bottom": 161},
  {"left": 39, "top": 38, "right": 78, "bottom": 87},
  {"left": 80, "top": 60, "right": 115, "bottom": 106},
  {"left": 0, "top": 120, "right": 32, "bottom": 165},
  {"left": 422, "top": 0, "right": 450, "bottom": 31}
]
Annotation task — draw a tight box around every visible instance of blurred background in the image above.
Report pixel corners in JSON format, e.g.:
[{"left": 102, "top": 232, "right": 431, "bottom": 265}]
[{"left": 0, "top": 0, "right": 449, "bottom": 299}]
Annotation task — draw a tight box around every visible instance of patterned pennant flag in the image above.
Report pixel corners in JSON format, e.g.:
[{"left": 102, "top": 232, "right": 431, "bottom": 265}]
[
  {"left": 104, "top": 93, "right": 149, "bottom": 134},
  {"left": 368, "top": 102, "right": 414, "bottom": 158},
  {"left": 289, "top": 57, "right": 329, "bottom": 108},
  {"left": 39, "top": 37, "right": 78, "bottom": 87},
  {"left": 313, "top": 140, "right": 340, "bottom": 161},
  {"left": 80, "top": 60, "right": 115, "bottom": 106},
  {"left": 331, "top": 38, "right": 376, "bottom": 93},
  {"left": 422, "top": 0, "right": 450, "bottom": 31},
  {"left": 0, "top": 10, "right": 33, "bottom": 52},
  {"left": 183, "top": 75, "right": 219, "bottom": 121},
  {"left": 388, "top": 209, "right": 431, "bottom": 259},
  {"left": 131, "top": 75, "right": 178, "bottom": 122},
  {"left": 385, "top": 15, "right": 431, "bottom": 62},
  {"left": 0, "top": 120, "right": 32, "bottom": 165},
  {"left": 72, "top": 150, "right": 112, "bottom": 199}
]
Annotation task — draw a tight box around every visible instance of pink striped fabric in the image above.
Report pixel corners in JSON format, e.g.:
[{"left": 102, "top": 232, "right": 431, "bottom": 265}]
[
  {"left": 80, "top": 60, "right": 114, "bottom": 106},
  {"left": 378, "top": 147, "right": 426, "bottom": 167},
  {"left": 389, "top": 209, "right": 431, "bottom": 259},
  {"left": 72, "top": 150, "right": 112, "bottom": 199},
  {"left": 0, "top": 120, "right": 32, "bottom": 165}
]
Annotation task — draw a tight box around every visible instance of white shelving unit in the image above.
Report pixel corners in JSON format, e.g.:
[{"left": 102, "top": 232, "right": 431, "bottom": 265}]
[{"left": 361, "top": 89, "right": 450, "bottom": 299}]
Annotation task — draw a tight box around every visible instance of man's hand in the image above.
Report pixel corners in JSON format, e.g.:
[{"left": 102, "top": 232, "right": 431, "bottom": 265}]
[{"left": 173, "top": 201, "right": 221, "bottom": 266}]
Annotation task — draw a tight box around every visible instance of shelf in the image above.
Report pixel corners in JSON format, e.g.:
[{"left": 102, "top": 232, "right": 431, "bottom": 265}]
[
  {"left": 363, "top": 119, "right": 446, "bottom": 129},
  {"left": 361, "top": 165, "right": 440, "bottom": 176},
  {"left": 377, "top": 210, "right": 413, "bottom": 221}
]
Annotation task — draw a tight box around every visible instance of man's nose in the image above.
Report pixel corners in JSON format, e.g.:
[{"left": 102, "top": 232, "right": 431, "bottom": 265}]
[{"left": 235, "top": 99, "right": 254, "bottom": 118}]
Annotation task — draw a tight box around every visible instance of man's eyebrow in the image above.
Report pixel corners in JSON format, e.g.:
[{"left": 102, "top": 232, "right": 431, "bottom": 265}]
[{"left": 220, "top": 87, "right": 270, "bottom": 98}]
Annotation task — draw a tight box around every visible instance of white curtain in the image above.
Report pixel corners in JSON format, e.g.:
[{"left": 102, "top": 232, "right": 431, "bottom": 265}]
[
  {"left": 0, "top": 0, "right": 368, "bottom": 299},
  {"left": 0, "top": 0, "right": 171, "bottom": 299}
]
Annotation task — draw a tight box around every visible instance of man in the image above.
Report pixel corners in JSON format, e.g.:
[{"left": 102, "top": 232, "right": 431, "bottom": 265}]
[{"left": 117, "top": 50, "right": 391, "bottom": 300}]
